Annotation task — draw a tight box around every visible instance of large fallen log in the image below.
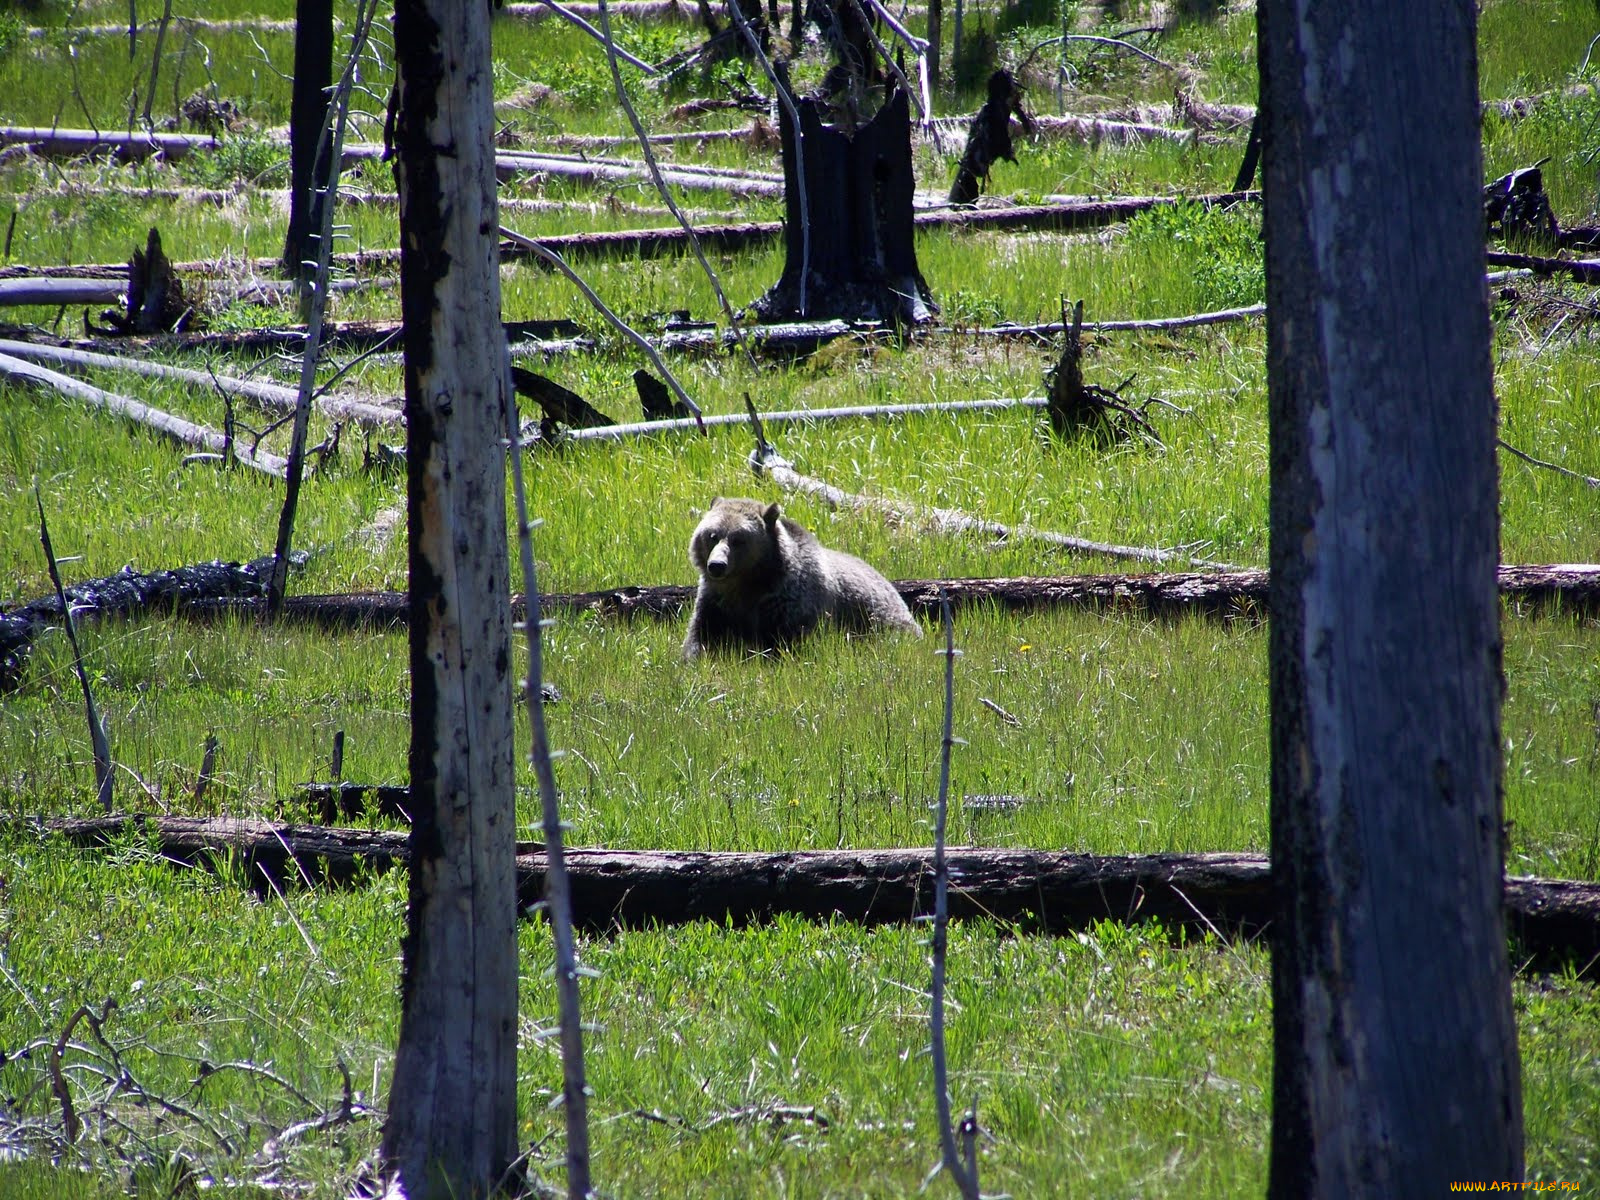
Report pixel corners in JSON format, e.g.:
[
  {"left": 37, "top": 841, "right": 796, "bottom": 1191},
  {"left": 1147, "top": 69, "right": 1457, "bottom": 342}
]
[
  {"left": 0, "top": 127, "right": 222, "bottom": 161},
  {"left": 176, "top": 564, "right": 1600, "bottom": 632},
  {"left": 7, "top": 567, "right": 1594, "bottom": 667},
  {"left": 1, "top": 191, "right": 1260, "bottom": 288},
  {"left": 0, "top": 353, "right": 288, "bottom": 477},
  {"left": 33, "top": 815, "right": 1600, "bottom": 974}
]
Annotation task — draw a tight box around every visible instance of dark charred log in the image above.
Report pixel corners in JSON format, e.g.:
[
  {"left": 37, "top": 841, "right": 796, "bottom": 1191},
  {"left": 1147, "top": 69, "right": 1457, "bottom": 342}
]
[
  {"left": 510, "top": 365, "right": 615, "bottom": 428},
  {"left": 36, "top": 815, "right": 1600, "bottom": 976},
  {"left": 1, "top": 556, "right": 276, "bottom": 689}
]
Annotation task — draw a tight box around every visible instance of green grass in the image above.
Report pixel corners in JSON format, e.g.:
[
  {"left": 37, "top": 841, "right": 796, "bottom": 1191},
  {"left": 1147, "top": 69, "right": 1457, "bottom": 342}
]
[
  {"left": 2, "top": 836, "right": 1598, "bottom": 1197},
  {"left": 0, "top": 1, "right": 1597, "bottom": 1194}
]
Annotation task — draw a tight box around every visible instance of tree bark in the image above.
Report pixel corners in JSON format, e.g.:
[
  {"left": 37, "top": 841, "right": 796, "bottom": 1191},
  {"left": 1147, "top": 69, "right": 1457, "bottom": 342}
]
[
  {"left": 754, "top": 83, "right": 936, "bottom": 325},
  {"left": 380, "top": 3, "right": 521, "bottom": 1196},
  {"left": 39, "top": 815, "right": 1600, "bottom": 977},
  {"left": 282, "top": 0, "right": 334, "bottom": 274},
  {"left": 1260, "top": 3, "right": 1523, "bottom": 1192}
]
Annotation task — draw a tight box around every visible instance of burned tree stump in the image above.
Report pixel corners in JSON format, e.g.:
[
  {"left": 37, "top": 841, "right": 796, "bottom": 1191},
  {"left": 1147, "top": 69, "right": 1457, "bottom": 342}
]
[
  {"left": 1484, "top": 161, "right": 1558, "bottom": 249},
  {"left": 88, "top": 228, "right": 192, "bottom": 336},
  {"left": 751, "top": 81, "right": 935, "bottom": 326},
  {"left": 634, "top": 369, "right": 693, "bottom": 420},
  {"left": 950, "top": 69, "right": 1035, "bottom": 205},
  {"left": 1045, "top": 299, "right": 1164, "bottom": 445}
]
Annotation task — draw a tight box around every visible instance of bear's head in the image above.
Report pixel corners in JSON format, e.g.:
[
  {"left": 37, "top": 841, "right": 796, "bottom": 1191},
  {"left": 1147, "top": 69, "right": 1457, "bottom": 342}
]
[{"left": 689, "top": 497, "right": 783, "bottom": 589}]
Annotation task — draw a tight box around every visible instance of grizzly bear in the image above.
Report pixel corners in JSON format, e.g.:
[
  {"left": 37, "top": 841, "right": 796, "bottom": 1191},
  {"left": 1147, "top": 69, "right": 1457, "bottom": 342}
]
[{"left": 683, "top": 497, "right": 922, "bottom": 659}]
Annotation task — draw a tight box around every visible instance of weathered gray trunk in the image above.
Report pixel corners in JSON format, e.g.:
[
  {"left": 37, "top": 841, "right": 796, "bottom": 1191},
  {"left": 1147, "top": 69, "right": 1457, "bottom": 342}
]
[
  {"left": 379, "top": 2, "right": 520, "bottom": 1196},
  {"left": 1260, "top": 3, "right": 1523, "bottom": 1192}
]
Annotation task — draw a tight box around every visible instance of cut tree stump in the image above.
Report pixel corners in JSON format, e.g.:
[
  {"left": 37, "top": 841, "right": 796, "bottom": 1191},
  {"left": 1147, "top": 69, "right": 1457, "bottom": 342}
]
[{"left": 34, "top": 815, "right": 1600, "bottom": 975}]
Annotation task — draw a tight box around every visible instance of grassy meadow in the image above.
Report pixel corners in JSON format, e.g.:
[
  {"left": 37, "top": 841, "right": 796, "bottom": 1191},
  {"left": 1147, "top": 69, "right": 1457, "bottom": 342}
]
[{"left": 2, "top": 0, "right": 1600, "bottom": 1195}]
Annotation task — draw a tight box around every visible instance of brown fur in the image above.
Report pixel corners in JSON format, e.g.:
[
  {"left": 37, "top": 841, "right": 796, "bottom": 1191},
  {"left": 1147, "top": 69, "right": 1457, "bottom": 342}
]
[{"left": 683, "top": 498, "right": 921, "bottom": 659}]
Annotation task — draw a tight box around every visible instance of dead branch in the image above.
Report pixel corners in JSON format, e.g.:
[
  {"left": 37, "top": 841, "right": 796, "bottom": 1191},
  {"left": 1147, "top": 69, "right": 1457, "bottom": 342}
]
[
  {"left": 35, "top": 489, "right": 113, "bottom": 811},
  {"left": 1498, "top": 437, "right": 1600, "bottom": 488},
  {"left": 499, "top": 226, "right": 704, "bottom": 423},
  {"left": 929, "top": 593, "right": 979, "bottom": 1199},
  {"left": 0, "top": 353, "right": 288, "bottom": 477},
  {"left": 745, "top": 399, "right": 1230, "bottom": 569},
  {"left": 35, "top": 816, "right": 1600, "bottom": 975},
  {"left": 563, "top": 395, "right": 1045, "bottom": 440},
  {"left": 977, "top": 303, "right": 1266, "bottom": 339}
]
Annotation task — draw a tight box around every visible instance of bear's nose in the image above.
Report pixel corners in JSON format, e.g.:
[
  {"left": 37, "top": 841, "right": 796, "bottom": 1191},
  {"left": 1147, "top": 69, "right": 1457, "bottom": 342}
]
[{"left": 706, "top": 559, "right": 728, "bottom": 578}]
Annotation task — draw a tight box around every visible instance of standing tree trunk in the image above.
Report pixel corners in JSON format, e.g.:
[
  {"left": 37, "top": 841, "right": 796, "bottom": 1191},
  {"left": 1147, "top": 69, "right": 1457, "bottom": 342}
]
[
  {"left": 379, "top": 2, "right": 520, "bottom": 1197},
  {"left": 1260, "top": 3, "right": 1523, "bottom": 1193},
  {"left": 283, "top": 0, "right": 333, "bottom": 276}
]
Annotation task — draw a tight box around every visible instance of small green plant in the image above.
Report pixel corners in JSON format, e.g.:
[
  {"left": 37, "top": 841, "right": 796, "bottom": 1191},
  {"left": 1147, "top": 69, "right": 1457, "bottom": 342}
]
[
  {"left": 1126, "top": 199, "right": 1265, "bottom": 309},
  {"left": 177, "top": 131, "right": 287, "bottom": 189},
  {"left": 941, "top": 287, "right": 1008, "bottom": 327}
]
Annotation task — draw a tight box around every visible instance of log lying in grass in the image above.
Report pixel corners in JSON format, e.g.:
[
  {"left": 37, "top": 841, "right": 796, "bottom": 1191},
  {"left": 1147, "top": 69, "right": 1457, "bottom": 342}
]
[
  {"left": 0, "top": 353, "right": 288, "bottom": 477},
  {"left": 927, "top": 112, "right": 1198, "bottom": 147},
  {"left": 7, "top": 568, "right": 1595, "bottom": 664},
  {"left": 1, "top": 556, "right": 276, "bottom": 687},
  {"left": 0, "top": 339, "right": 401, "bottom": 427},
  {"left": 2, "top": 190, "right": 1260, "bottom": 287},
  {"left": 0, "top": 127, "right": 221, "bottom": 161},
  {"left": 35, "top": 815, "right": 1600, "bottom": 974},
  {"left": 0, "top": 277, "right": 125, "bottom": 307}
]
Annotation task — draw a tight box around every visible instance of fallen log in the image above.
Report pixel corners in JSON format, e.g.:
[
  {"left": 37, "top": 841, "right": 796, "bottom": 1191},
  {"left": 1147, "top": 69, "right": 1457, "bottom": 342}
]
[
  {"left": 173, "top": 565, "right": 1600, "bottom": 634},
  {"left": 929, "top": 111, "right": 1197, "bottom": 148},
  {"left": 0, "top": 277, "right": 124, "bottom": 307},
  {"left": 42, "top": 317, "right": 586, "bottom": 361},
  {"left": 0, "top": 338, "right": 401, "bottom": 427},
  {"left": 0, "top": 353, "right": 288, "bottom": 477},
  {"left": 1, "top": 191, "right": 1262, "bottom": 288},
  {"left": 1, "top": 556, "right": 276, "bottom": 687},
  {"left": 0, "top": 127, "right": 222, "bottom": 161},
  {"left": 1484, "top": 251, "right": 1600, "bottom": 286},
  {"left": 34, "top": 815, "right": 1600, "bottom": 974}
]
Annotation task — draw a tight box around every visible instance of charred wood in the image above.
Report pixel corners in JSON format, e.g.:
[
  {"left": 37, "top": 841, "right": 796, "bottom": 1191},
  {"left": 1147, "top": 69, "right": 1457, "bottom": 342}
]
[
  {"left": 634, "top": 369, "right": 694, "bottom": 420},
  {"left": 171, "top": 565, "right": 1600, "bottom": 634},
  {"left": 509, "top": 365, "right": 615, "bottom": 428},
  {"left": 1, "top": 556, "right": 276, "bottom": 688},
  {"left": 35, "top": 815, "right": 1600, "bottom": 975}
]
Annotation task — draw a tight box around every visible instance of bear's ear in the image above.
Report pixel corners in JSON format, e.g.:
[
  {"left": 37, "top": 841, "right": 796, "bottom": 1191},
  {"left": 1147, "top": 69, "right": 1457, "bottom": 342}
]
[{"left": 763, "top": 502, "right": 782, "bottom": 530}]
